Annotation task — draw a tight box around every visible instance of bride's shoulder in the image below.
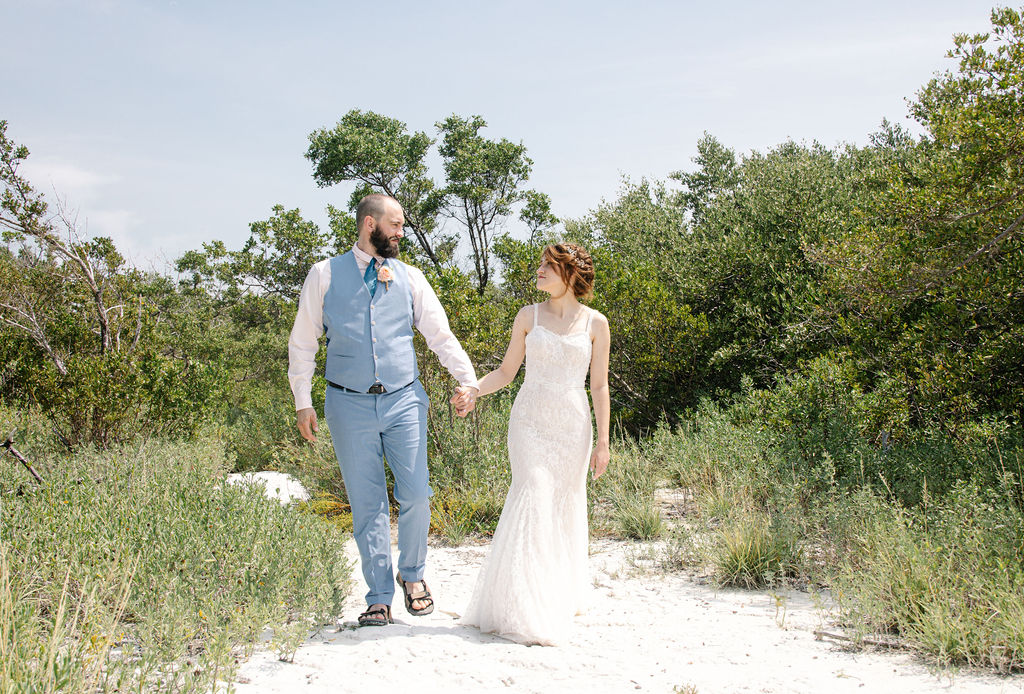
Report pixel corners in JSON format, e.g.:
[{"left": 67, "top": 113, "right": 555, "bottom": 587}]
[
  {"left": 513, "top": 304, "right": 537, "bottom": 326},
  {"left": 586, "top": 306, "right": 608, "bottom": 325},
  {"left": 515, "top": 303, "right": 538, "bottom": 317},
  {"left": 586, "top": 307, "right": 609, "bottom": 335}
]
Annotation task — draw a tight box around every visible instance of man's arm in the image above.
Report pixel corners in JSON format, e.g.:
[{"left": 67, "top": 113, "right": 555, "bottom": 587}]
[
  {"left": 408, "top": 266, "right": 479, "bottom": 409},
  {"left": 289, "top": 262, "right": 328, "bottom": 441}
]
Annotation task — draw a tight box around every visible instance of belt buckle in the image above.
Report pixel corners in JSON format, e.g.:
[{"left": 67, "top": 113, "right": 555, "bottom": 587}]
[{"left": 368, "top": 383, "right": 386, "bottom": 394}]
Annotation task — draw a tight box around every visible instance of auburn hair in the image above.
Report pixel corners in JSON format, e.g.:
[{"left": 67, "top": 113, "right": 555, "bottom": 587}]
[{"left": 543, "top": 243, "right": 595, "bottom": 299}]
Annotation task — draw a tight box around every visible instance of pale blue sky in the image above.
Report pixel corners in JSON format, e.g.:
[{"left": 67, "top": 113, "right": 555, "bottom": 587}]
[{"left": 2, "top": 0, "right": 999, "bottom": 269}]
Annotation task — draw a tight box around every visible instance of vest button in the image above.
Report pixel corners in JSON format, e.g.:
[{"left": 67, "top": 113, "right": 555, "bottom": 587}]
[
  {"left": 371, "top": 321, "right": 376, "bottom": 325},
  {"left": 372, "top": 338, "right": 377, "bottom": 343},
  {"left": 370, "top": 304, "right": 375, "bottom": 310}
]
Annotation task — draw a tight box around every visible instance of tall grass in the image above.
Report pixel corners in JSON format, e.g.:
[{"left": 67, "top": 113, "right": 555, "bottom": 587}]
[
  {"left": 833, "top": 483, "right": 1024, "bottom": 672},
  {"left": 590, "top": 435, "right": 664, "bottom": 540},
  {"left": 641, "top": 386, "right": 1024, "bottom": 672},
  {"left": 0, "top": 423, "right": 352, "bottom": 692},
  {"left": 422, "top": 365, "right": 514, "bottom": 543}
]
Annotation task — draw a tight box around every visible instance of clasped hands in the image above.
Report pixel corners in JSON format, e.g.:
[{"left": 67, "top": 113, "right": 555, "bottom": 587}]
[{"left": 449, "top": 386, "right": 479, "bottom": 417}]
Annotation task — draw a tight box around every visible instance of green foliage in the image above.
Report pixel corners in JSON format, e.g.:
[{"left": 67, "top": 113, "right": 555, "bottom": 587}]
[
  {"left": 421, "top": 365, "right": 512, "bottom": 542},
  {"left": 178, "top": 205, "right": 334, "bottom": 305},
  {"left": 25, "top": 350, "right": 225, "bottom": 448},
  {"left": 810, "top": 7, "right": 1024, "bottom": 428},
  {"left": 306, "top": 109, "right": 548, "bottom": 292},
  {"left": 679, "top": 140, "right": 866, "bottom": 394},
  {"left": 306, "top": 109, "right": 450, "bottom": 267},
  {"left": 566, "top": 180, "right": 710, "bottom": 430},
  {"left": 670, "top": 132, "right": 740, "bottom": 226},
  {"left": 420, "top": 264, "right": 518, "bottom": 370},
  {"left": 835, "top": 482, "right": 1024, "bottom": 672},
  {"left": 518, "top": 190, "right": 558, "bottom": 243},
  {"left": 1, "top": 126, "right": 231, "bottom": 446},
  {"left": 0, "top": 120, "right": 47, "bottom": 233},
  {"left": 714, "top": 513, "right": 802, "bottom": 589},
  {"left": 0, "top": 433, "right": 352, "bottom": 691},
  {"left": 436, "top": 114, "right": 536, "bottom": 293}
]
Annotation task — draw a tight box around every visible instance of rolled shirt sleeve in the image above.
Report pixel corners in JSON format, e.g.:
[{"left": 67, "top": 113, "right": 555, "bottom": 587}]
[
  {"left": 288, "top": 259, "right": 330, "bottom": 411},
  {"left": 407, "top": 264, "right": 479, "bottom": 391}
]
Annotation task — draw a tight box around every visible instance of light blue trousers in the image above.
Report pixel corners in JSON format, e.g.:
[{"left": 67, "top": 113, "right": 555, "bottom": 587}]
[{"left": 324, "top": 380, "right": 431, "bottom": 606}]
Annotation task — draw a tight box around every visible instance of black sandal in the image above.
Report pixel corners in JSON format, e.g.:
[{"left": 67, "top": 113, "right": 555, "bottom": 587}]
[
  {"left": 396, "top": 572, "right": 434, "bottom": 616},
  {"left": 357, "top": 604, "right": 393, "bottom": 627}
]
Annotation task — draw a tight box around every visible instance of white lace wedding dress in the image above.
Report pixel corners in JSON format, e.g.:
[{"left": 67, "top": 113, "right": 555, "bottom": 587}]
[{"left": 460, "top": 304, "right": 594, "bottom": 645}]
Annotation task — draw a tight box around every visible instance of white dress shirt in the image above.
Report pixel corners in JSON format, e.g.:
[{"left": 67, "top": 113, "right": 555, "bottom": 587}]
[{"left": 288, "top": 244, "right": 479, "bottom": 411}]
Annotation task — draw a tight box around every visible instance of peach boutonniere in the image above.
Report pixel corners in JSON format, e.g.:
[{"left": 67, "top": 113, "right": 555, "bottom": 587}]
[{"left": 377, "top": 265, "right": 394, "bottom": 292}]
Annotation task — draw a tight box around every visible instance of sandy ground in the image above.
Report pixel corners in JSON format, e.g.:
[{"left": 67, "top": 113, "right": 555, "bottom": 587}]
[{"left": 232, "top": 536, "right": 1024, "bottom": 694}]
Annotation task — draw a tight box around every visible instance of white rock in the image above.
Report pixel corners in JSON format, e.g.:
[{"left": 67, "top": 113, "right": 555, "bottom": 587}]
[{"left": 225, "top": 471, "right": 310, "bottom": 505}]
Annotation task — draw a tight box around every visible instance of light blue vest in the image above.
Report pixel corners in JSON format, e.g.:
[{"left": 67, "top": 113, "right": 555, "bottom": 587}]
[{"left": 323, "top": 251, "right": 418, "bottom": 392}]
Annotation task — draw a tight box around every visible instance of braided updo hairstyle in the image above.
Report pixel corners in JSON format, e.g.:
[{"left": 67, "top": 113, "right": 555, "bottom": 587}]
[{"left": 543, "top": 242, "right": 595, "bottom": 300}]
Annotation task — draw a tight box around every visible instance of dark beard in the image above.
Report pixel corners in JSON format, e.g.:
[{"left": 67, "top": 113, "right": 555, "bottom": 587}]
[{"left": 370, "top": 226, "right": 400, "bottom": 258}]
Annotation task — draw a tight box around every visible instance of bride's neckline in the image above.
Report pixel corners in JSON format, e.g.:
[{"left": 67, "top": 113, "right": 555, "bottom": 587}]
[
  {"left": 532, "top": 302, "right": 590, "bottom": 338},
  {"left": 531, "top": 323, "right": 590, "bottom": 339}
]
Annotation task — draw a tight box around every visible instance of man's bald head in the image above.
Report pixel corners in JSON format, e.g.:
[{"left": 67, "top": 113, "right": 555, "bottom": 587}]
[
  {"left": 356, "top": 194, "right": 400, "bottom": 230},
  {"left": 355, "top": 194, "right": 405, "bottom": 259}
]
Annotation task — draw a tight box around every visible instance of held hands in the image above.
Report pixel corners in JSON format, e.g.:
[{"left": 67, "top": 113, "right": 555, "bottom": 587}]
[
  {"left": 297, "top": 407, "right": 318, "bottom": 442},
  {"left": 590, "top": 441, "right": 610, "bottom": 480},
  {"left": 449, "top": 386, "right": 479, "bottom": 417}
]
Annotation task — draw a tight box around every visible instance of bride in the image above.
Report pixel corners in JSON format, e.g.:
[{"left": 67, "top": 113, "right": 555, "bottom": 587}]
[{"left": 454, "top": 242, "right": 610, "bottom": 645}]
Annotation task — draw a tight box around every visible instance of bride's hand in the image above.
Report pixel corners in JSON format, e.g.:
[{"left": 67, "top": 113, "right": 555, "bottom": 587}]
[
  {"left": 450, "top": 386, "right": 478, "bottom": 417},
  {"left": 589, "top": 442, "right": 609, "bottom": 479}
]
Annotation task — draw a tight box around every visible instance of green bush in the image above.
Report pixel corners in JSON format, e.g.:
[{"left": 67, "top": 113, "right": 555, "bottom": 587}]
[
  {"left": 0, "top": 433, "right": 352, "bottom": 692},
  {"left": 834, "top": 482, "right": 1024, "bottom": 672}
]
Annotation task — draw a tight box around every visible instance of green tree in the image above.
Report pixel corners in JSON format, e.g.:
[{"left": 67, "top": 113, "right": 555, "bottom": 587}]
[
  {"left": 306, "top": 110, "right": 449, "bottom": 267},
  {"left": 670, "top": 133, "right": 741, "bottom": 227},
  {"left": 811, "top": 7, "right": 1024, "bottom": 429},
  {"left": 436, "top": 114, "right": 536, "bottom": 294},
  {"left": 518, "top": 190, "right": 558, "bottom": 244},
  {"left": 564, "top": 180, "right": 710, "bottom": 430},
  {"left": 306, "top": 110, "right": 545, "bottom": 294},
  {"left": 177, "top": 204, "right": 335, "bottom": 306},
  {"left": 1, "top": 121, "right": 223, "bottom": 445}
]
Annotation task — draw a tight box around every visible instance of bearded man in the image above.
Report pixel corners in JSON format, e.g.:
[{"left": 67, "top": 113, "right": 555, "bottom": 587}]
[{"left": 289, "top": 193, "right": 479, "bottom": 626}]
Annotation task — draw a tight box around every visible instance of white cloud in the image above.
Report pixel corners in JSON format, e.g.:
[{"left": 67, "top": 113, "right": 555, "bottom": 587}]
[
  {"left": 84, "top": 208, "right": 140, "bottom": 244},
  {"left": 20, "top": 157, "right": 120, "bottom": 205},
  {"left": 14, "top": 158, "right": 162, "bottom": 264}
]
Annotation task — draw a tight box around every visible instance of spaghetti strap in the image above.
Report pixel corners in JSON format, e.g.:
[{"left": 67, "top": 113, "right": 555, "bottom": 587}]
[
  {"left": 533, "top": 303, "right": 539, "bottom": 328},
  {"left": 585, "top": 308, "right": 594, "bottom": 336}
]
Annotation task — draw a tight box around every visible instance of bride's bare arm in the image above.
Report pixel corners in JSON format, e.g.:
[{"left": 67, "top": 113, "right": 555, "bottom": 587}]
[
  {"left": 588, "top": 311, "right": 611, "bottom": 478},
  {"left": 476, "top": 306, "right": 532, "bottom": 397}
]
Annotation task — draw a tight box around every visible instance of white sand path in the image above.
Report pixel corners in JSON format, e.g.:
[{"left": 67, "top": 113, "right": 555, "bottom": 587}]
[{"left": 234, "top": 537, "right": 1023, "bottom": 694}]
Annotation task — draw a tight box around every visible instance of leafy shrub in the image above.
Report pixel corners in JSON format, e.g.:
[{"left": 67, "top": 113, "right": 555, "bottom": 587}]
[
  {"left": 834, "top": 482, "right": 1024, "bottom": 672},
  {"left": 0, "top": 434, "right": 352, "bottom": 692}
]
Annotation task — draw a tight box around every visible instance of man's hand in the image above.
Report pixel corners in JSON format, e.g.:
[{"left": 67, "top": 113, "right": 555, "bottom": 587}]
[
  {"left": 297, "top": 407, "right": 318, "bottom": 442},
  {"left": 590, "top": 442, "right": 610, "bottom": 480},
  {"left": 449, "top": 386, "right": 479, "bottom": 418}
]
